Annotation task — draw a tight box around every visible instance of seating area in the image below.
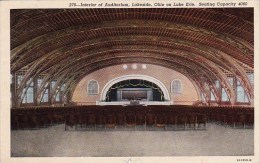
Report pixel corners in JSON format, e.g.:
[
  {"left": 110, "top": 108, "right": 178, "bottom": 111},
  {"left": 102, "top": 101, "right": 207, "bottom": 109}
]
[{"left": 11, "top": 105, "right": 254, "bottom": 131}]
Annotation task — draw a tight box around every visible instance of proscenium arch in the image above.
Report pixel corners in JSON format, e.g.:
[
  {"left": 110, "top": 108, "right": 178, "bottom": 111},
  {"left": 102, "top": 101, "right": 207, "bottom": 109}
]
[{"left": 100, "top": 74, "right": 171, "bottom": 103}]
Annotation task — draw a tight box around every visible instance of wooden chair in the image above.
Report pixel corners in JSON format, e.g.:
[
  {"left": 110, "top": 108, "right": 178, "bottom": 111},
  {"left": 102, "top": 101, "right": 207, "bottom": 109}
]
[
  {"left": 75, "top": 113, "right": 86, "bottom": 130},
  {"left": 96, "top": 113, "right": 105, "bottom": 128},
  {"left": 45, "top": 113, "right": 54, "bottom": 127},
  {"left": 116, "top": 112, "right": 126, "bottom": 128},
  {"left": 225, "top": 113, "right": 235, "bottom": 128},
  {"left": 19, "top": 113, "right": 29, "bottom": 129},
  {"left": 166, "top": 113, "right": 177, "bottom": 129},
  {"left": 176, "top": 113, "right": 187, "bottom": 129},
  {"left": 37, "top": 113, "right": 45, "bottom": 128},
  {"left": 220, "top": 113, "right": 226, "bottom": 125},
  {"left": 197, "top": 114, "right": 207, "bottom": 129},
  {"left": 86, "top": 114, "right": 96, "bottom": 129},
  {"left": 29, "top": 113, "right": 39, "bottom": 129},
  {"left": 146, "top": 112, "right": 155, "bottom": 129},
  {"left": 186, "top": 112, "right": 196, "bottom": 129},
  {"left": 155, "top": 113, "right": 166, "bottom": 129},
  {"left": 125, "top": 112, "right": 136, "bottom": 128},
  {"left": 245, "top": 113, "right": 254, "bottom": 127},
  {"left": 105, "top": 114, "right": 116, "bottom": 129},
  {"left": 11, "top": 114, "right": 19, "bottom": 130},
  {"left": 136, "top": 112, "right": 146, "bottom": 128},
  {"left": 235, "top": 113, "right": 246, "bottom": 128},
  {"left": 65, "top": 113, "right": 76, "bottom": 130}
]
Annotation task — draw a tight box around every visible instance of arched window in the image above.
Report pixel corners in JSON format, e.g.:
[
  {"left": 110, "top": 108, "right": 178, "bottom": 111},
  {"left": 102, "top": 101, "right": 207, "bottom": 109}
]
[
  {"left": 87, "top": 80, "right": 99, "bottom": 95},
  {"left": 171, "top": 80, "right": 182, "bottom": 94}
]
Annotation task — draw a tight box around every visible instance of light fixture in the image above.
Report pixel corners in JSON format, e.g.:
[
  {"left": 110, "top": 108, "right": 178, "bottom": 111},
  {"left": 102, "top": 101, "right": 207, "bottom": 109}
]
[
  {"left": 123, "top": 64, "right": 128, "bottom": 69},
  {"left": 132, "top": 64, "right": 137, "bottom": 69},
  {"left": 142, "top": 64, "right": 147, "bottom": 69}
]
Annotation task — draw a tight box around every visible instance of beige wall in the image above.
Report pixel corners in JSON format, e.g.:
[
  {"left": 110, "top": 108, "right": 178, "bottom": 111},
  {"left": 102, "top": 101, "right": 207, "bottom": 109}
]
[{"left": 72, "top": 64, "right": 199, "bottom": 105}]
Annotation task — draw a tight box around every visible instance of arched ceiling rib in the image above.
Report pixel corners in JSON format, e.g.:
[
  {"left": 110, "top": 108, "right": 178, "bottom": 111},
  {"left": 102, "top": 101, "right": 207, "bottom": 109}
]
[
  {"left": 11, "top": 20, "right": 253, "bottom": 71},
  {"left": 11, "top": 8, "right": 253, "bottom": 48},
  {"left": 10, "top": 8, "right": 254, "bottom": 105}
]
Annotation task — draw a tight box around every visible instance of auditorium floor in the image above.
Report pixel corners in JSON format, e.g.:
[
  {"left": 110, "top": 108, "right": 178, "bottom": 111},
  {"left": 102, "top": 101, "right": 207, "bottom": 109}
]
[{"left": 11, "top": 123, "right": 253, "bottom": 157}]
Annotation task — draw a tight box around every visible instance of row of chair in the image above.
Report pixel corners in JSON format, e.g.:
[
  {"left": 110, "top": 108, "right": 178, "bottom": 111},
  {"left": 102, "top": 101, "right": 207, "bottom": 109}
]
[
  {"left": 64, "top": 111, "right": 207, "bottom": 130},
  {"left": 11, "top": 109, "right": 64, "bottom": 130},
  {"left": 207, "top": 111, "right": 254, "bottom": 128},
  {"left": 11, "top": 105, "right": 254, "bottom": 130}
]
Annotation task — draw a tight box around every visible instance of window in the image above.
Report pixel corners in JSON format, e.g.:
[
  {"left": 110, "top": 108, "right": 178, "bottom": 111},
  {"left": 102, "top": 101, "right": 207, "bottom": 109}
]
[
  {"left": 228, "top": 77, "right": 236, "bottom": 90},
  {"left": 41, "top": 88, "right": 49, "bottom": 102},
  {"left": 22, "top": 81, "right": 34, "bottom": 103},
  {"left": 204, "top": 82, "right": 210, "bottom": 91},
  {"left": 59, "top": 83, "right": 66, "bottom": 102},
  {"left": 55, "top": 92, "right": 60, "bottom": 102},
  {"left": 37, "top": 77, "right": 45, "bottom": 92},
  {"left": 221, "top": 88, "right": 229, "bottom": 101},
  {"left": 87, "top": 80, "right": 99, "bottom": 95},
  {"left": 201, "top": 92, "right": 206, "bottom": 102},
  {"left": 52, "top": 82, "right": 60, "bottom": 102},
  {"left": 51, "top": 80, "right": 61, "bottom": 102},
  {"left": 17, "top": 75, "right": 24, "bottom": 86},
  {"left": 61, "top": 83, "right": 65, "bottom": 91},
  {"left": 51, "top": 80, "right": 56, "bottom": 90},
  {"left": 171, "top": 80, "right": 182, "bottom": 94},
  {"left": 236, "top": 80, "right": 249, "bottom": 102},
  {"left": 228, "top": 77, "right": 234, "bottom": 86},
  {"left": 210, "top": 91, "right": 216, "bottom": 101},
  {"left": 215, "top": 80, "right": 220, "bottom": 89},
  {"left": 247, "top": 73, "right": 254, "bottom": 85}
]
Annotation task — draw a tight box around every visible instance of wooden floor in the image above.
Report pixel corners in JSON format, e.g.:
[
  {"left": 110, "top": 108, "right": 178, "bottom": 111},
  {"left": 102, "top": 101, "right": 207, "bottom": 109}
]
[{"left": 11, "top": 123, "right": 253, "bottom": 157}]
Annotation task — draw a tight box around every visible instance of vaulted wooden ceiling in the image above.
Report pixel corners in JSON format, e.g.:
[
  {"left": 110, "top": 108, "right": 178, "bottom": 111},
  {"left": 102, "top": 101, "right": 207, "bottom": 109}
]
[{"left": 10, "top": 8, "right": 254, "bottom": 105}]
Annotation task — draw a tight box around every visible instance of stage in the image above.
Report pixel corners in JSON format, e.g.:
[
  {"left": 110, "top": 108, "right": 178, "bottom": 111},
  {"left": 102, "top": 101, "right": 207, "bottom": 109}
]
[{"left": 96, "top": 100, "right": 172, "bottom": 106}]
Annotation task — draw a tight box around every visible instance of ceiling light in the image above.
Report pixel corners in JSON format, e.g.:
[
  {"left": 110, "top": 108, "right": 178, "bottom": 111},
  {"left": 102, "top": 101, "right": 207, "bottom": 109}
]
[
  {"left": 132, "top": 64, "right": 137, "bottom": 69},
  {"left": 142, "top": 64, "right": 147, "bottom": 69},
  {"left": 123, "top": 64, "right": 128, "bottom": 69}
]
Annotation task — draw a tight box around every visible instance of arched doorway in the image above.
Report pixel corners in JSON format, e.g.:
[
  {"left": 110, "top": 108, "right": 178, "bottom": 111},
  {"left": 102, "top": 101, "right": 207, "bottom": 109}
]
[{"left": 98, "top": 74, "right": 171, "bottom": 105}]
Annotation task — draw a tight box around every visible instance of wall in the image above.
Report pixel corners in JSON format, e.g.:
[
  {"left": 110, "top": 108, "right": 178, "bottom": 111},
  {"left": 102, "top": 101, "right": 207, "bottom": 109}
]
[{"left": 72, "top": 64, "right": 199, "bottom": 105}]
